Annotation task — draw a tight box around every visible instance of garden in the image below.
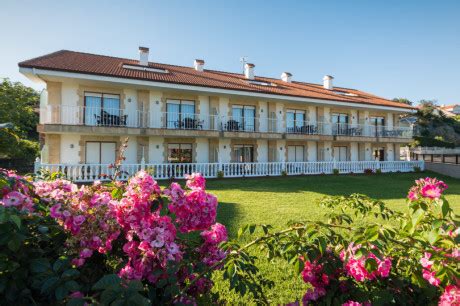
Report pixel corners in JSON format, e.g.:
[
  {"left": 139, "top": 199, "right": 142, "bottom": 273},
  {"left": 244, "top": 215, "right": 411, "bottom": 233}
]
[{"left": 0, "top": 167, "right": 459, "bottom": 305}]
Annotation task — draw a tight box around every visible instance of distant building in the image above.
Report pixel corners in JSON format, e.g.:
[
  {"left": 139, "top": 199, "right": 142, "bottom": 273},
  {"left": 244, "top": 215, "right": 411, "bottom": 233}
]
[{"left": 439, "top": 104, "right": 460, "bottom": 116}]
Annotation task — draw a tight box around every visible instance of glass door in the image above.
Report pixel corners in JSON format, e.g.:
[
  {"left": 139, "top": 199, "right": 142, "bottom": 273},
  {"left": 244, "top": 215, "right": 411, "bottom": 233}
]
[
  {"left": 332, "top": 113, "right": 349, "bottom": 135},
  {"left": 243, "top": 106, "right": 255, "bottom": 131},
  {"left": 84, "top": 93, "right": 102, "bottom": 126},
  {"left": 287, "top": 146, "right": 304, "bottom": 162},
  {"left": 333, "top": 146, "right": 348, "bottom": 161},
  {"left": 232, "top": 145, "right": 254, "bottom": 162}
]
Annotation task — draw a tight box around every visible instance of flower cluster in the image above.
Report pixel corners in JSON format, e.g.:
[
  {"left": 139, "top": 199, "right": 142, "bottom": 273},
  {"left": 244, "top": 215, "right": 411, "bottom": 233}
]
[
  {"left": 198, "top": 223, "right": 228, "bottom": 266},
  {"left": 341, "top": 244, "right": 391, "bottom": 282},
  {"left": 300, "top": 259, "right": 328, "bottom": 302},
  {"left": 31, "top": 170, "right": 227, "bottom": 301},
  {"left": 420, "top": 252, "right": 441, "bottom": 287},
  {"left": 164, "top": 177, "right": 218, "bottom": 233},
  {"left": 438, "top": 284, "right": 460, "bottom": 306},
  {"left": 37, "top": 179, "right": 121, "bottom": 266},
  {"left": 408, "top": 177, "right": 448, "bottom": 201},
  {"left": 0, "top": 169, "right": 35, "bottom": 212}
]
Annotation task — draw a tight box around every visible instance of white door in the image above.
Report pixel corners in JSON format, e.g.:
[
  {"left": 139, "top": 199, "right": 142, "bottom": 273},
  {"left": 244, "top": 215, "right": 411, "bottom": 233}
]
[
  {"left": 101, "top": 143, "right": 116, "bottom": 164},
  {"left": 86, "top": 142, "right": 101, "bottom": 164},
  {"left": 333, "top": 146, "right": 347, "bottom": 161},
  {"left": 86, "top": 142, "right": 116, "bottom": 164},
  {"left": 288, "top": 146, "right": 304, "bottom": 162}
]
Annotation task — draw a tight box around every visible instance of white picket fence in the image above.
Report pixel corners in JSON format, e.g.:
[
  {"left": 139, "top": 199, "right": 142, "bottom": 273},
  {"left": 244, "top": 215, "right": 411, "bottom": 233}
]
[{"left": 34, "top": 159, "right": 425, "bottom": 182}]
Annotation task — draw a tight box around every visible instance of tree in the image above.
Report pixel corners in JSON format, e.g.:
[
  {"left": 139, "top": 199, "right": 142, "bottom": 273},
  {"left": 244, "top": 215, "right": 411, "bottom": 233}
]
[
  {"left": 392, "top": 97, "right": 413, "bottom": 106},
  {"left": 0, "top": 78, "right": 40, "bottom": 159}
]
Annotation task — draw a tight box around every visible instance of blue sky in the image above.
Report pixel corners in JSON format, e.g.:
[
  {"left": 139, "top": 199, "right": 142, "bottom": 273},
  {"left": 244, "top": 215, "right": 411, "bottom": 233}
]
[{"left": 1, "top": 0, "right": 459, "bottom": 104}]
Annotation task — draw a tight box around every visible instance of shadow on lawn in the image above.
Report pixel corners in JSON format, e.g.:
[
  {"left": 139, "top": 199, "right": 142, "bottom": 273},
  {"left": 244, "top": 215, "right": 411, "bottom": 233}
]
[
  {"left": 206, "top": 171, "right": 460, "bottom": 200},
  {"left": 215, "top": 202, "right": 242, "bottom": 239}
]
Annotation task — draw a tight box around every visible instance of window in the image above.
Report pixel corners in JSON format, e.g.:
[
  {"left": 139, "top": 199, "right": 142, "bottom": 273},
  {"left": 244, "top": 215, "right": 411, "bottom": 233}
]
[
  {"left": 85, "top": 142, "right": 116, "bottom": 164},
  {"left": 232, "top": 145, "right": 254, "bottom": 162},
  {"left": 166, "top": 100, "right": 196, "bottom": 129},
  {"left": 370, "top": 116, "right": 385, "bottom": 126},
  {"left": 287, "top": 146, "right": 304, "bottom": 162},
  {"left": 286, "top": 110, "right": 306, "bottom": 132},
  {"left": 231, "top": 105, "right": 255, "bottom": 131},
  {"left": 84, "top": 93, "right": 121, "bottom": 126},
  {"left": 167, "top": 144, "right": 193, "bottom": 163},
  {"left": 333, "top": 146, "right": 348, "bottom": 161},
  {"left": 332, "top": 113, "right": 349, "bottom": 135}
]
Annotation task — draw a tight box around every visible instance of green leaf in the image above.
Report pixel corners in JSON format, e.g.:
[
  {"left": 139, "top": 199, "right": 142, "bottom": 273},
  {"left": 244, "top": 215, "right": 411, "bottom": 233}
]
[
  {"left": 55, "top": 285, "right": 68, "bottom": 300},
  {"left": 41, "top": 276, "right": 60, "bottom": 294},
  {"left": 428, "top": 229, "right": 440, "bottom": 245},
  {"left": 67, "top": 298, "right": 85, "bottom": 306},
  {"left": 53, "top": 258, "right": 69, "bottom": 273},
  {"left": 100, "top": 289, "right": 119, "bottom": 304},
  {"left": 92, "top": 274, "right": 121, "bottom": 291},
  {"left": 64, "top": 280, "right": 80, "bottom": 292},
  {"left": 249, "top": 224, "right": 256, "bottom": 235},
  {"left": 441, "top": 200, "right": 450, "bottom": 218},
  {"left": 30, "top": 258, "right": 51, "bottom": 273},
  {"left": 294, "top": 258, "right": 303, "bottom": 274},
  {"left": 9, "top": 214, "right": 21, "bottom": 229},
  {"left": 365, "top": 258, "right": 378, "bottom": 272},
  {"left": 7, "top": 237, "right": 21, "bottom": 252},
  {"left": 62, "top": 269, "right": 80, "bottom": 279}
]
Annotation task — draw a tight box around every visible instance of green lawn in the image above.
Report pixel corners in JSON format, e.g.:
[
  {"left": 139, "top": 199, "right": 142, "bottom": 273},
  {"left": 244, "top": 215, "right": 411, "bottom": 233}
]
[{"left": 197, "top": 171, "right": 460, "bottom": 305}]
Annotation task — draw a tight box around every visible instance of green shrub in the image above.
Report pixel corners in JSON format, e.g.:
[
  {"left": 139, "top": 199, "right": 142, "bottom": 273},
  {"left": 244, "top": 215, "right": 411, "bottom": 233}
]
[
  {"left": 332, "top": 168, "right": 339, "bottom": 175},
  {"left": 217, "top": 170, "right": 224, "bottom": 179}
]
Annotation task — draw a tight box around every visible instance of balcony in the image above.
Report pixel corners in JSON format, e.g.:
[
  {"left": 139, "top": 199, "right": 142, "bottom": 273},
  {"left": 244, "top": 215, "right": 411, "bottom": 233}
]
[{"left": 39, "top": 105, "right": 413, "bottom": 139}]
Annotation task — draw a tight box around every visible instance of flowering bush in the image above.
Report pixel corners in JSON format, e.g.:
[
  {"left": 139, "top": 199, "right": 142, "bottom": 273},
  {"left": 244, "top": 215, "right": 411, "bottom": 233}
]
[
  {"left": 0, "top": 169, "right": 228, "bottom": 305},
  {"left": 226, "top": 177, "right": 459, "bottom": 305}
]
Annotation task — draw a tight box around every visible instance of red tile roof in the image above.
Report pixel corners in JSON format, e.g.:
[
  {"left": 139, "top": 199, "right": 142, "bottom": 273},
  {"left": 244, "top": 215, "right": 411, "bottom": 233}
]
[{"left": 19, "top": 50, "right": 414, "bottom": 110}]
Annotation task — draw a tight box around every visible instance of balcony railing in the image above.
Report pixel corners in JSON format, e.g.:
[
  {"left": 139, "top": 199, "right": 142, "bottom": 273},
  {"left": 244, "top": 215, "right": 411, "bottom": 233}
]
[
  {"left": 40, "top": 105, "right": 413, "bottom": 138},
  {"left": 34, "top": 159, "right": 425, "bottom": 182}
]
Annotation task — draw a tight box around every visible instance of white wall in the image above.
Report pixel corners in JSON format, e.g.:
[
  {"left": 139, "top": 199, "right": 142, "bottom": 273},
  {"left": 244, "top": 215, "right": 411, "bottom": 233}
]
[
  {"left": 386, "top": 113, "right": 394, "bottom": 129},
  {"left": 323, "top": 141, "right": 332, "bottom": 161},
  {"left": 350, "top": 110, "right": 358, "bottom": 127},
  {"left": 195, "top": 138, "right": 209, "bottom": 163},
  {"left": 258, "top": 101, "right": 268, "bottom": 132},
  {"left": 219, "top": 97, "right": 229, "bottom": 117},
  {"left": 150, "top": 90, "right": 162, "bottom": 128},
  {"left": 307, "top": 141, "right": 317, "bottom": 161},
  {"left": 124, "top": 137, "right": 138, "bottom": 163},
  {"left": 149, "top": 137, "right": 164, "bottom": 163},
  {"left": 276, "top": 140, "right": 286, "bottom": 162},
  {"left": 198, "top": 96, "right": 210, "bottom": 129},
  {"left": 61, "top": 81, "right": 79, "bottom": 124},
  {"left": 257, "top": 139, "right": 268, "bottom": 162},
  {"left": 124, "top": 89, "right": 138, "bottom": 127},
  {"left": 350, "top": 142, "right": 359, "bottom": 161},
  {"left": 60, "top": 134, "right": 80, "bottom": 164},
  {"left": 386, "top": 143, "right": 395, "bottom": 161},
  {"left": 275, "top": 103, "right": 284, "bottom": 132},
  {"left": 364, "top": 142, "right": 373, "bottom": 161},
  {"left": 308, "top": 106, "right": 317, "bottom": 124},
  {"left": 218, "top": 139, "right": 231, "bottom": 163}
]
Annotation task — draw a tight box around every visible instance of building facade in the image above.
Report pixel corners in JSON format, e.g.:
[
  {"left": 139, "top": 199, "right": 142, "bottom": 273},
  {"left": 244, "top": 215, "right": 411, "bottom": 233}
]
[{"left": 19, "top": 48, "right": 420, "bottom": 180}]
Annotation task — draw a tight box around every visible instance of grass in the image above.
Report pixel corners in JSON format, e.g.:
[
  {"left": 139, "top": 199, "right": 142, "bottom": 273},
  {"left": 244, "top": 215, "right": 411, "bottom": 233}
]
[{"left": 191, "top": 171, "right": 460, "bottom": 305}]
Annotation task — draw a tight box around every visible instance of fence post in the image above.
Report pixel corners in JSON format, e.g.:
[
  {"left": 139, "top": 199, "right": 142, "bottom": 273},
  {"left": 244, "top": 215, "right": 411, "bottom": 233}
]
[{"left": 34, "top": 157, "right": 41, "bottom": 176}]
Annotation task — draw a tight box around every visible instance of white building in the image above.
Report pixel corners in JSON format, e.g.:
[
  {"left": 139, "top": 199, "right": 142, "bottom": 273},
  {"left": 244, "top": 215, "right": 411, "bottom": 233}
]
[{"left": 19, "top": 47, "right": 422, "bottom": 181}]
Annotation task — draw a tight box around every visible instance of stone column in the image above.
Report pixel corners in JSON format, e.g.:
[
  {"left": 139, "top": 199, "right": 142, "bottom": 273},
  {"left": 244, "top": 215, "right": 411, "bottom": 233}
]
[
  {"left": 256, "top": 139, "right": 268, "bottom": 162},
  {"left": 276, "top": 140, "right": 286, "bottom": 162},
  {"left": 308, "top": 106, "right": 317, "bottom": 124},
  {"left": 350, "top": 110, "right": 358, "bottom": 128},
  {"left": 258, "top": 101, "right": 268, "bottom": 132},
  {"left": 198, "top": 96, "right": 210, "bottom": 129},
  {"left": 195, "top": 138, "right": 210, "bottom": 163}
]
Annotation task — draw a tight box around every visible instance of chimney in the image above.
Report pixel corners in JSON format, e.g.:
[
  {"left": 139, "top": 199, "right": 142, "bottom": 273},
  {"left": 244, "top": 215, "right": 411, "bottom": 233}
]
[
  {"left": 139, "top": 46, "right": 149, "bottom": 66},
  {"left": 244, "top": 63, "right": 255, "bottom": 80},
  {"left": 194, "top": 59, "right": 205, "bottom": 72},
  {"left": 323, "top": 75, "right": 334, "bottom": 90},
  {"left": 281, "top": 72, "right": 292, "bottom": 83}
]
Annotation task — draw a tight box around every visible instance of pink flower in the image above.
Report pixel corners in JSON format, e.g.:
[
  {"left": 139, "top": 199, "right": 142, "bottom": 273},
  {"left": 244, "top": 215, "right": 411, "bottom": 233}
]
[
  {"left": 79, "top": 248, "right": 93, "bottom": 258},
  {"left": 73, "top": 215, "right": 86, "bottom": 226},
  {"left": 185, "top": 173, "right": 206, "bottom": 190},
  {"left": 343, "top": 301, "right": 363, "bottom": 306},
  {"left": 201, "top": 223, "right": 228, "bottom": 245},
  {"left": 408, "top": 190, "right": 418, "bottom": 201},
  {"left": 69, "top": 291, "right": 84, "bottom": 298},
  {"left": 438, "top": 284, "right": 460, "bottom": 306},
  {"left": 2, "top": 191, "right": 25, "bottom": 207},
  {"left": 420, "top": 252, "right": 433, "bottom": 269},
  {"left": 421, "top": 184, "right": 442, "bottom": 199},
  {"left": 302, "top": 286, "right": 326, "bottom": 302},
  {"left": 422, "top": 269, "right": 440, "bottom": 287}
]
